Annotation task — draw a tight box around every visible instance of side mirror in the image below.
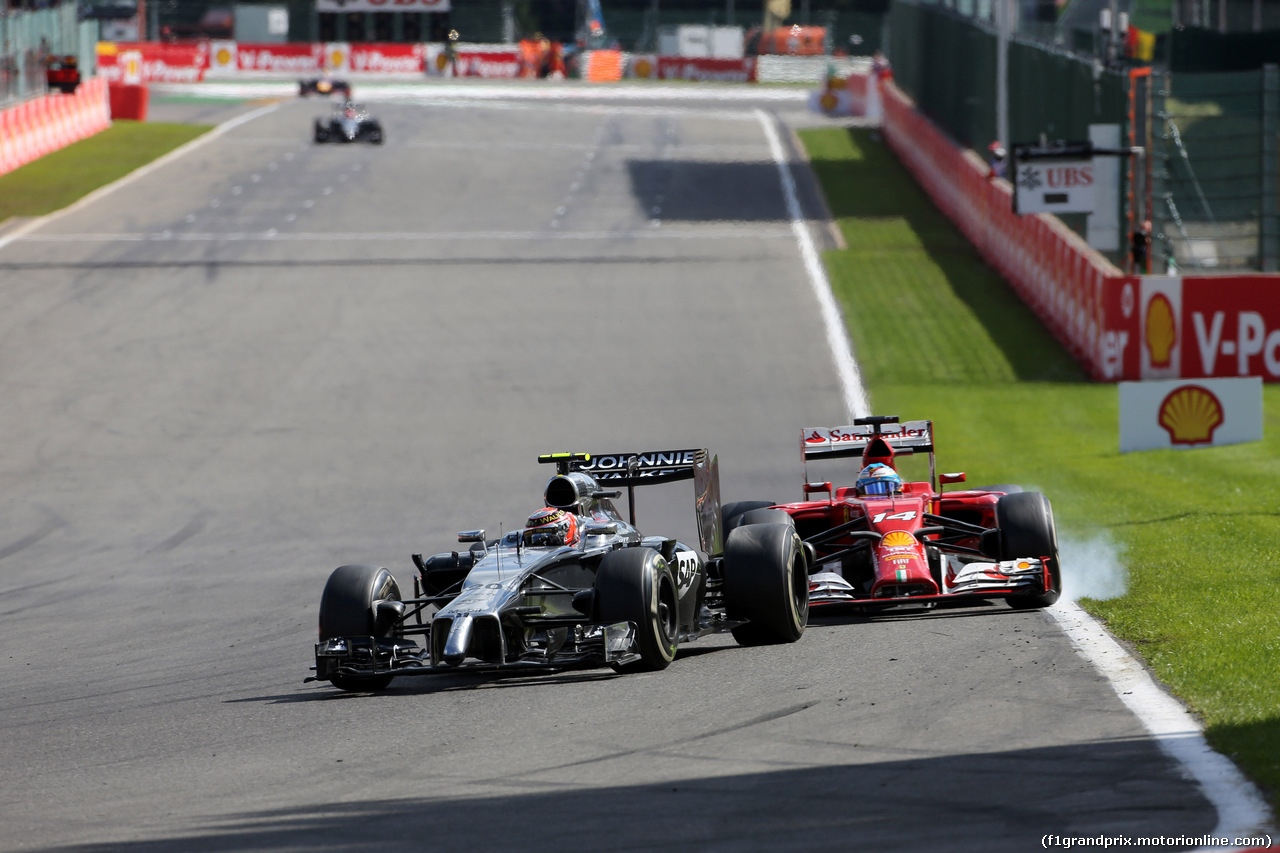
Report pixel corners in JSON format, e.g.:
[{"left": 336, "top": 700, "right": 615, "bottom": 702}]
[
  {"left": 457, "top": 530, "right": 486, "bottom": 543},
  {"left": 583, "top": 522, "right": 618, "bottom": 537},
  {"left": 938, "top": 472, "right": 966, "bottom": 486},
  {"left": 803, "top": 481, "right": 832, "bottom": 495}
]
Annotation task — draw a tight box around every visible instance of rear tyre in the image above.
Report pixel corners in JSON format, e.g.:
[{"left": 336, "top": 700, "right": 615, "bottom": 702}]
[
  {"left": 996, "top": 492, "right": 1061, "bottom": 609},
  {"left": 318, "top": 564, "right": 401, "bottom": 691},
  {"left": 596, "top": 548, "right": 679, "bottom": 673},
  {"left": 722, "top": 500, "right": 777, "bottom": 537},
  {"left": 313, "top": 121, "right": 329, "bottom": 143},
  {"left": 723, "top": 523, "right": 808, "bottom": 646}
]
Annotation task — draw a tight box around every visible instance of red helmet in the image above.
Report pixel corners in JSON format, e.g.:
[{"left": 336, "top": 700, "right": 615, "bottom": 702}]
[{"left": 523, "top": 507, "right": 579, "bottom": 547}]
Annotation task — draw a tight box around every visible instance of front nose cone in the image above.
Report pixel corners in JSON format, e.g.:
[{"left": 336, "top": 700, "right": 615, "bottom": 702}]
[{"left": 441, "top": 614, "right": 473, "bottom": 666}]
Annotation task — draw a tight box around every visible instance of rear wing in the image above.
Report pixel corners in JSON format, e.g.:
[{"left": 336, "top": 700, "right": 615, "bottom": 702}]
[
  {"left": 800, "top": 420, "right": 934, "bottom": 461},
  {"left": 538, "top": 449, "right": 724, "bottom": 556},
  {"left": 800, "top": 417, "right": 936, "bottom": 492}
]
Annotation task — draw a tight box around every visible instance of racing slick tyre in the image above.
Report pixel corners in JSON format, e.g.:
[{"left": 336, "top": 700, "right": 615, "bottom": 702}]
[
  {"left": 313, "top": 122, "right": 329, "bottom": 143},
  {"left": 368, "top": 126, "right": 384, "bottom": 145},
  {"left": 595, "top": 547, "right": 679, "bottom": 673},
  {"left": 318, "top": 564, "right": 402, "bottom": 691},
  {"left": 722, "top": 523, "right": 807, "bottom": 646},
  {"left": 996, "top": 492, "right": 1062, "bottom": 609},
  {"left": 721, "top": 501, "right": 777, "bottom": 537},
  {"left": 973, "top": 484, "right": 1023, "bottom": 495}
]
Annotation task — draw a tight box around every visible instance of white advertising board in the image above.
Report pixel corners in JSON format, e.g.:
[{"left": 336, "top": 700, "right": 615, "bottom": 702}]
[
  {"left": 1119, "top": 376, "right": 1263, "bottom": 453},
  {"left": 1014, "top": 157, "right": 1095, "bottom": 214}
]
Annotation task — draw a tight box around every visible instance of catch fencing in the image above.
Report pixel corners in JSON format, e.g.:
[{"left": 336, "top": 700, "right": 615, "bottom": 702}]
[{"left": 1151, "top": 66, "right": 1280, "bottom": 273}]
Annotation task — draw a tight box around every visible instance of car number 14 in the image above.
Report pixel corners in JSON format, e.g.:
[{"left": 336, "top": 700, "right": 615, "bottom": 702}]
[{"left": 871, "top": 510, "right": 917, "bottom": 524}]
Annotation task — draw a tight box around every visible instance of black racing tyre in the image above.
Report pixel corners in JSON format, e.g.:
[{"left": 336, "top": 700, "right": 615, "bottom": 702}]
[
  {"left": 313, "top": 122, "right": 328, "bottom": 143},
  {"left": 595, "top": 547, "right": 679, "bottom": 673},
  {"left": 722, "top": 523, "right": 808, "bottom": 646},
  {"left": 318, "top": 564, "right": 401, "bottom": 691},
  {"left": 722, "top": 500, "right": 777, "bottom": 536},
  {"left": 996, "top": 492, "right": 1061, "bottom": 609}
]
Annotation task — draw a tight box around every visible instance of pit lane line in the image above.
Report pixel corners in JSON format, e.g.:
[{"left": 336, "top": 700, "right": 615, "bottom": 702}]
[{"left": 752, "top": 106, "right": 1274, "bottom": 851}]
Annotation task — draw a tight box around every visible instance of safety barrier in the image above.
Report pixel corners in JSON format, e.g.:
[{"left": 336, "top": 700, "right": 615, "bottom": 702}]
[
  {"left": 856, "top": 71, "right": 1280, "bottom": 381},
  {"left": 0, "top": 77, "right": 110, "bottom": 176}
]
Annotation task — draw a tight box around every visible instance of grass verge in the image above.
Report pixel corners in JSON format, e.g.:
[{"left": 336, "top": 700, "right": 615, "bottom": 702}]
[
  {"left": 799, "top": 125, "right": 1280, "bottom": 808},
  {"left": 0, "top": 120, "right": 211, "bottom": 223}
]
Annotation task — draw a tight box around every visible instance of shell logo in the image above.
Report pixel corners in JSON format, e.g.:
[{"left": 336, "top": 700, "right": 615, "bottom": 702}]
[
  {"left": 634, "top": 58, "right": 653, "bottom": 79},
  {"left": 214, "top": 46, "right": 234, "bottom": 67},
  {"left": 435, "top": 52, "right": 449, "bottom": 71},
  {"left": 329, "top": 48, "right": 347, "bottom": 69},
  {"left": 881, "top": 531, "right": 916, "bottom": 549},
  {"left": 819, "top": 91, "right": 838, "bottom": 112},
  {"left": 1158, "top": 384, "right": 1223, "bottom": 446},
  {"left": 1145, "top": 292, "right": 1176, "bottom": 368}
]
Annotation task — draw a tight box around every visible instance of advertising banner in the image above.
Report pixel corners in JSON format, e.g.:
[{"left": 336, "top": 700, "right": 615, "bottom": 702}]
[
  {"left": 97, "top": 42, "right": 209, "bottom": 83},
  {"left": 1013, "top": 157, "right": 1095, "bottom": 214},
  {"left": 350, "top": 43, "right": 424, "bottom": 73},
  {"left": 1119, "top": 377, "right": 1262, "bottom": 452},
  {"left": 653, "top": 56, "right": 756, "bottom": 82},
  {"left": 316, "top": 0, "right": 449, "bottom": 11},
  {"left": 236, "top": 43, "right": 323, "bottom": 73}
]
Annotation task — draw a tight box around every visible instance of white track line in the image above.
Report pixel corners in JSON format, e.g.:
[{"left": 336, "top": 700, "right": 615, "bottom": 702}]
[
  {"left": 760, "top": 106, "right": 1273, "bottom": 847},
  {"left": 1049, "top": 601, "right": 1273, "bottom": 849},
  {"left": 756, "top": 108, "right": 870, "bottom": 421},
  {"left": 0, "top": 101, "right": 282, "bottom": 254}
]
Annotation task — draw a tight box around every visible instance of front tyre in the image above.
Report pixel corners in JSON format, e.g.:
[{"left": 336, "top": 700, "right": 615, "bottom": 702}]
[
  {"left": 996, "top": 492, "right": 1062, "bottom": 609},
  {"left": 318, "top": 564, "right": 401, "bottom": 691},
  {"left": 595, "top": 548, "right": 679, "bottom": 673},
  {"left": 723, "top": 523, "right": 808, "bottom": 646}
]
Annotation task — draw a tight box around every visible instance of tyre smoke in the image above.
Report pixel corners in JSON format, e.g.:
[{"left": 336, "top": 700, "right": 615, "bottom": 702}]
[{"left": 1059, "top": 531, "right": 1128, "bottom": 601}]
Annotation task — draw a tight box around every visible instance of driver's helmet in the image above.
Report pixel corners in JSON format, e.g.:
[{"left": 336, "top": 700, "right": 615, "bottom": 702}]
[
  {"left": 855, "top": 463, "right": 902, "bottom": 497},
  {"left": 523, "top": 507, "right": 579, "bottom": 547}
]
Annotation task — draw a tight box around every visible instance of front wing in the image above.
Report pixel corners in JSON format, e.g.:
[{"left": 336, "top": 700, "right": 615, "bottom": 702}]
[
  {"left": 809, "top": 557, "right": 1050, "bottom": 609},
  {"left": 306, "top": 620, "right": 640, "bottom": 683}
]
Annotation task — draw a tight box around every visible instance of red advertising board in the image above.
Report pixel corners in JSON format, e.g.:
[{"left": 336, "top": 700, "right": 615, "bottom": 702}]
[
  {"left": 451, "top": 50, "right": 520, "bottom": 78},
  {"left": 97, "top": 42, "right": 209, "bottom": 83},
  {"left": 350, "top": 43, "right": 424, "bottom": 73},
  {"left": 654, "top": 57, "right": 756, "bottom": 82},
  {"left": 235, "top": 43, "right": 322, "bottom": 73}
]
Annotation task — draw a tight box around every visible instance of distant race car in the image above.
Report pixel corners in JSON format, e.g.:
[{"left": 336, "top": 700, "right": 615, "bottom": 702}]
[
  {"left": 723, "top": 416, "right": 1061, "bottom": 612},
  {"left": 313, "top": 102, "right": 383, "bottom": 144},
  {"left": 307, "top": 449, "right": 808, "bottom": 692},
  {"left": 299, "top": 77, "right": 351, "bottom": 98}
]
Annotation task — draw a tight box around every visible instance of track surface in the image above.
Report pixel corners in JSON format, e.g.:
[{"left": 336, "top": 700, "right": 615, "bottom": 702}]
[{"left": 0, "top": 86, "right": 1216, "bottom": 852}]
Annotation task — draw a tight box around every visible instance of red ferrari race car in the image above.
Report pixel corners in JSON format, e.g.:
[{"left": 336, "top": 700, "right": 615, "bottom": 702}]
[{"left": 724, "top": 416, "right": 1061, "bottom": 611}]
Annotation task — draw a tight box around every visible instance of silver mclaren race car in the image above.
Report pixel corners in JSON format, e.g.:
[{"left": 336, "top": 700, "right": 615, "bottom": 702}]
[
  {"left": 307, "top": 449, "right": 809, "bottom": 692},
  {"left": 313, "top": 101, "right": 383, "bottom": 145}
]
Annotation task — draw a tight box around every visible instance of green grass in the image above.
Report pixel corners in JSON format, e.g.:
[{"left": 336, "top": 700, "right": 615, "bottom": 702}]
[
  {"left": 799, "top": 126, "right": 1280, "bottom": 807},
  {"left": 0, "top": 120, "right": 211, "bottom": 222}
]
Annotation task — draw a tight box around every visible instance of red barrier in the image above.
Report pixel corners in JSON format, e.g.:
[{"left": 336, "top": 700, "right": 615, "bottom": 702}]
[
  {"left": 873, "top": 73, "right": 1280, "bottom": 381},
  {"left": 107, "top": 83, "right": 149, "bottom": 120},
  {"left": 0, "top": 77, "right": 111, "bottom": 176}
]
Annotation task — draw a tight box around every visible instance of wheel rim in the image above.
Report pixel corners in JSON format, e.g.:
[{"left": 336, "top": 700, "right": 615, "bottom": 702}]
[{"left": 656, "top": 573, "right": 677, "bottom": 648}]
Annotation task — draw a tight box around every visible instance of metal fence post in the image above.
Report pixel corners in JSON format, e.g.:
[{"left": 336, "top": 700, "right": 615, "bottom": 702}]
[{"left": 1262, "top": 63, "right": 1278, "bottom": 272}]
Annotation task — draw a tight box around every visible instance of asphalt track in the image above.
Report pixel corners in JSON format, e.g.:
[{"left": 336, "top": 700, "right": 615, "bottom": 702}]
[{"left": 0, "top": 83, "right": 1225, "bottom": 852}]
